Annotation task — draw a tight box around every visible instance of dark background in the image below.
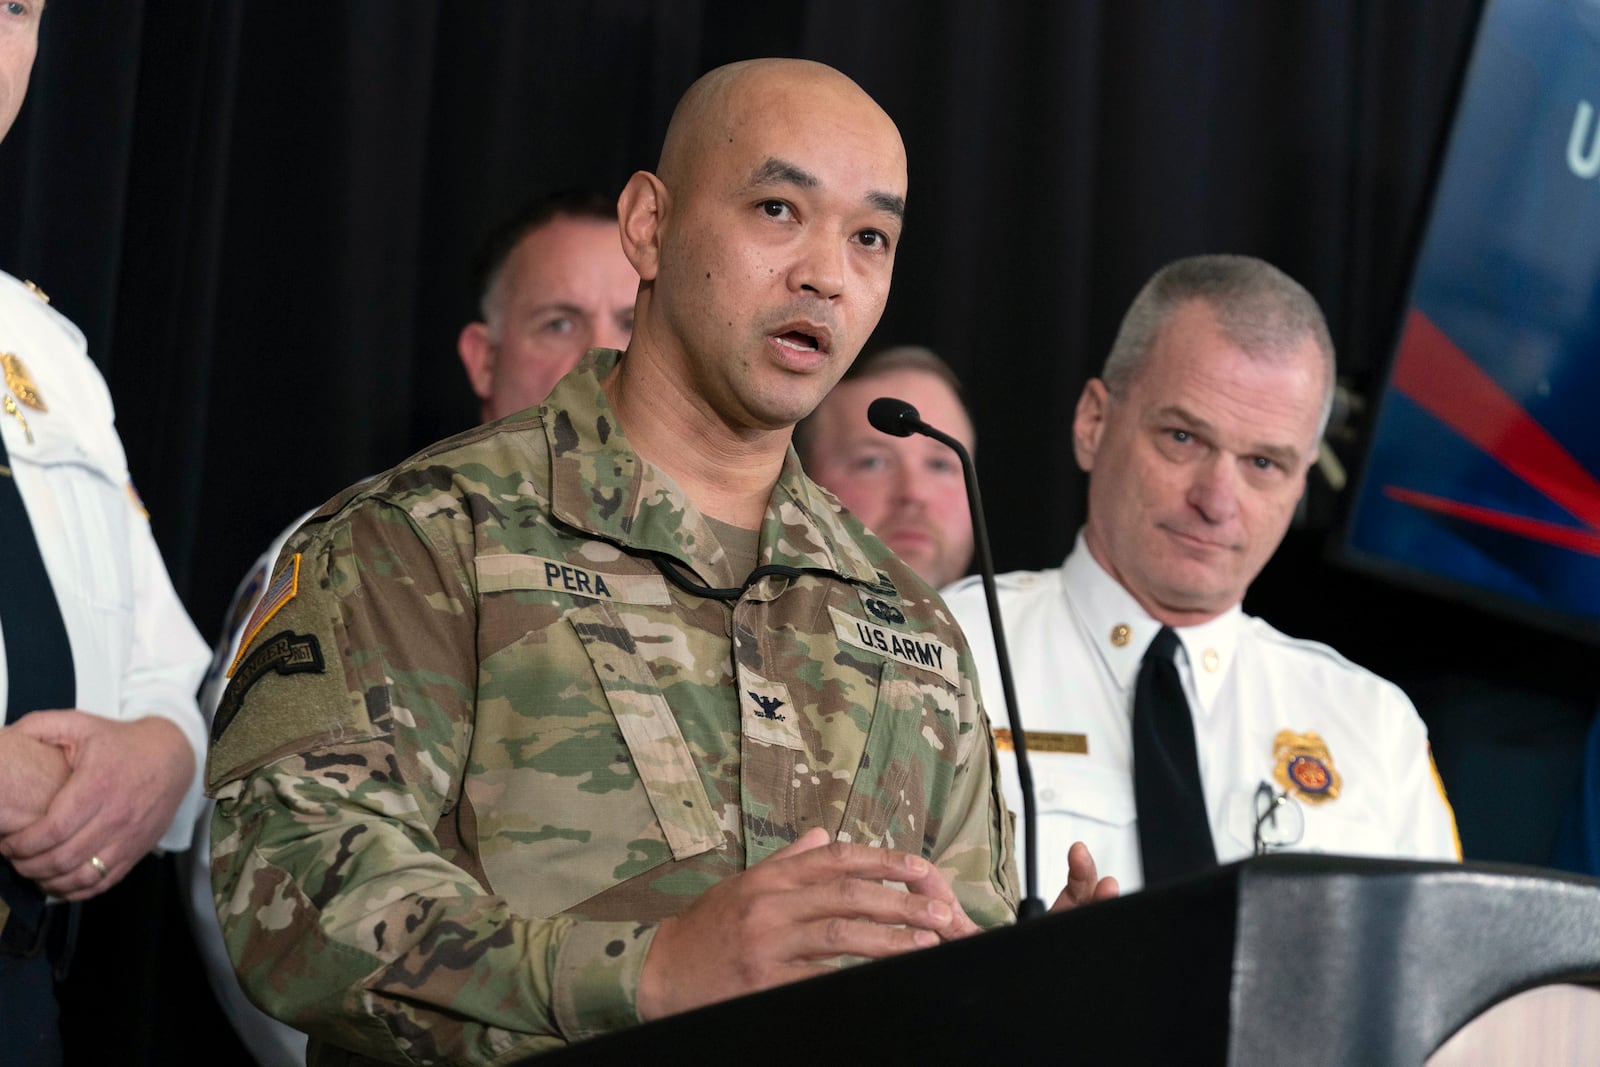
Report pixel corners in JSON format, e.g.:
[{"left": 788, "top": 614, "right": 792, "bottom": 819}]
[{"left": 2, "top": 1, "right": 1593, "bottom": 1062}]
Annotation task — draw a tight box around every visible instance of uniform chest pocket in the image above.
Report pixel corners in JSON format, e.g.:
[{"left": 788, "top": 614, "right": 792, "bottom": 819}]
[
  {"left": 832, "top": 661, "right": 964, "bottom": 856},
  {"left": 467, "top": 594, "right": 722, "bottom": 919},
  {"left": 1031, "top": 759, "right": 1136, "bottom": 827},
  {"left": 568, "top": 598, "right": 721, "bottom": 858},
  {"left": 1292, "top": 797, "right": 1391, "bottom": 857}
]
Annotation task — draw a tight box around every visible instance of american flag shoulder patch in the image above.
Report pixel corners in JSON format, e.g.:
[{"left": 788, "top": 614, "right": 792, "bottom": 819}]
[{"left": 227, "top": 553, "right": 302, "bottom": 678}]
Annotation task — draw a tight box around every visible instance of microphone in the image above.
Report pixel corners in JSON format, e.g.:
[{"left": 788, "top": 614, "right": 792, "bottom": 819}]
[
  {"left": 865, "top": 396, "right": 924, "bottom": 439},
  {"left": 867, "top": 396, "right": 1048, "bottom": 921}
]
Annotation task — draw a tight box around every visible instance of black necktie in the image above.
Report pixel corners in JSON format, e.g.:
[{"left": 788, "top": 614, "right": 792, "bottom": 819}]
[
  {"left": 0, "top": 420, "right": 77, "bottom": 953},
  {"left": 1132, "top": 626, "right": 1216, "bottom": 886}
]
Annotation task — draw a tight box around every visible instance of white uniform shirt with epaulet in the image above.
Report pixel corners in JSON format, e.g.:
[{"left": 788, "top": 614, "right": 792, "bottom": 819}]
[
  {"left": 0, "top": 269, "right": 209, "bottom": 851},
  {"left": 943, "top": 532, "right": 1459, "bottom": 895}
]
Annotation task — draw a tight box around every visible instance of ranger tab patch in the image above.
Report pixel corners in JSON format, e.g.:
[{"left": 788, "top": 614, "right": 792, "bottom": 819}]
[
  {"left": 212, "top": 630, "right": 326, "bottom": 742},
  {"left": 828, "top": 606, "right": 958, "bottom": 686}
]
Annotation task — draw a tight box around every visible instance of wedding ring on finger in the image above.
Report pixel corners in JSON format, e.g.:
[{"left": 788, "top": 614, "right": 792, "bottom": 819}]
[{"left": 88, "top": 855, "right": 109, "bottom": 880}]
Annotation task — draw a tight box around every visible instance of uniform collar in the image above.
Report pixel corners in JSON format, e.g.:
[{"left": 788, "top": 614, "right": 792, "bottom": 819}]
[
  {"left": 541, "top": 348, "right": 878, "bottom": 587},
  {"left": 1060, "top": 531, "right": 1242, "bottom": 716}
]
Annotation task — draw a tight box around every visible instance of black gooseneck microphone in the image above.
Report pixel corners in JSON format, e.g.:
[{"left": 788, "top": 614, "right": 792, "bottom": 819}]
[{"left": 867, "top": 396, "right": 1048, "bottom": 921}]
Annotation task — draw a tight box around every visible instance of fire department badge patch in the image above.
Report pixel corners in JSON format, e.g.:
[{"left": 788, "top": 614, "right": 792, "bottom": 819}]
[{"left": 1272, "top": 729, "right": 1342, "bottom": 804}]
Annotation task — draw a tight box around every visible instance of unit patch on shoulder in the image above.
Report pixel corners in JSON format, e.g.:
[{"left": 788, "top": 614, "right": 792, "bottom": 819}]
[
  {"left": 228, "top": 554, "right": 301, "bottom": 677},
  {"left": 1272, "top": 729, "right": 1342, "bottom": 804},
  {"left": 212, "top": 630, "right": 326, "bottom": 742},
  {"left": 828, "top": 605, "right": 958, "bottom": 685}
]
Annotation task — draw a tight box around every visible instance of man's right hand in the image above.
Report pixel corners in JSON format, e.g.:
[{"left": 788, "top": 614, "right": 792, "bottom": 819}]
[
  {"left": 636, "top": 827, "right": 977, "bottom": 1020},
  {"left": 0, "top": 727, "right": 70, "bottom": 836},
  {"left": 1049, "top": 840, "right": 1119, "bottom": 912}
]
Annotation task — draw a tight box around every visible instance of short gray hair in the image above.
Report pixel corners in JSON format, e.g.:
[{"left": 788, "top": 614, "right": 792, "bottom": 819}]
[{"left": 1102, "top": 254, "right": 1336, "bottom": 438}]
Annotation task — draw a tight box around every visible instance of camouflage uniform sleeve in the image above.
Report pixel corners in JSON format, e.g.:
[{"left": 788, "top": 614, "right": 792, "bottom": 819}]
[
  {"left": 931, "top": 636, "right": 1019, "bottom": 928},
  {"left": 208, "top": 498, "right": 650, "bottom": 1063}
]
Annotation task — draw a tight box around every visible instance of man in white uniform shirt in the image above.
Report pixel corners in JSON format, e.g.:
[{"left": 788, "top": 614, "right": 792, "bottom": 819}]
[
  {"left": 0, "top": 5, "right": 209, "bottom": 1061},
  {"left": 945, "top": 254, "right": 1459, "bottom": 895}
]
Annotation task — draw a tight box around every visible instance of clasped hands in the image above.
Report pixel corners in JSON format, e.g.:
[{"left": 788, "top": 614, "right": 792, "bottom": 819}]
[{"left": 0, "top": 711, "right": 193, "bottom": 900}]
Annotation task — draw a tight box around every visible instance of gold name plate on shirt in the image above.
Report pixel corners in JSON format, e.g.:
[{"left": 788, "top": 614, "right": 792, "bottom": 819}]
[{"left": 993, "top": 728, "right": 1088, "bottom": 755}]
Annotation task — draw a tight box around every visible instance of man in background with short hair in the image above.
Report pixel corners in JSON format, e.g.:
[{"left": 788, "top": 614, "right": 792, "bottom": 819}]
[
  {"left": 456, "top": 189, "right": 638, "bottom": 422},
  {"left": 797, "top": 345, "right": 975, "bottom": 590}
]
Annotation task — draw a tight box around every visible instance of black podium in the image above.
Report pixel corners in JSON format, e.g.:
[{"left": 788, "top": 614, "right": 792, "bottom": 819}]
[{"left": 539, "top": 855, "right": 1600, "bottom": 1065}]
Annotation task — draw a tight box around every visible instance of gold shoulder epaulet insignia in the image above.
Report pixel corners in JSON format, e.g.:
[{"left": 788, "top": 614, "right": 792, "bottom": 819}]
[
  {"left": 1, "top": 353, "right": 47, "bottom": 412},
  {"left": 3, "top": 395, "right": 32, "bottom": 444}
]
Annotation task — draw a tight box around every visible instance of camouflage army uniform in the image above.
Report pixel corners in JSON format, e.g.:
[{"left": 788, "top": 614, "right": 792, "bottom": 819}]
[{"left": 208, "top": 348, "right": 1017, "bottom": 1065}]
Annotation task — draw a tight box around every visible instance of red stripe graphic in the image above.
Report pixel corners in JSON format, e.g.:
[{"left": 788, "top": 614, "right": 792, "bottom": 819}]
[
  {"left": 1389, "top": 310, "right": 1600, "bottom": 530},
  {"left": 1380, "top": 310, "right": 1600, "bottom": 558},
  {"left": 1381, "top": 486, "right": 1600, "bottom": 556}
]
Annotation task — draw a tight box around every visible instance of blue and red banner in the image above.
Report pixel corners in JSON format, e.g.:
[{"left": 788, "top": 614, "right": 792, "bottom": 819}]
[{"left": 1345, "top": 0, "right": 1600, "bottom": 635}]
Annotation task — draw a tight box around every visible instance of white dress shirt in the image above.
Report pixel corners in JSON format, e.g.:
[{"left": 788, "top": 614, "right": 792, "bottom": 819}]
[
  {"left": 0, "top": 270, "right": 208, "bottom": 851},
  {"left": 944, "top": 533, "right": 1459, "bottom": 895}
]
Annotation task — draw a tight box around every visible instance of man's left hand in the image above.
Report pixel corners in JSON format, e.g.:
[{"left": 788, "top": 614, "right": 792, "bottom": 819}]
[{"left": 0, "top": 712, "right": 194, "bottom": 900}]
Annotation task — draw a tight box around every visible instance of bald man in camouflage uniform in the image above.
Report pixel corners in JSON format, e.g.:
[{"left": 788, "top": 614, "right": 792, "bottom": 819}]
[{"left": 208, "top": 59, "right": 1021, "bottom": 1064}]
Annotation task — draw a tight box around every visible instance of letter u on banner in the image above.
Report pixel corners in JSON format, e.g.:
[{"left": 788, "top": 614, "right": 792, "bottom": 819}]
[{"left": 1569, "top": 99, "right": 1599, "bottom": 179}]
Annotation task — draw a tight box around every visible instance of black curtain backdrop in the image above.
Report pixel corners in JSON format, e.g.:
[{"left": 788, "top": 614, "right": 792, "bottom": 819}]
[
  {"left": 1, "top": 0, "right": 1493, "bottom": 627},
  {"left": 3, "top": 2, "right": 1593, "bottom": 1062}
]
